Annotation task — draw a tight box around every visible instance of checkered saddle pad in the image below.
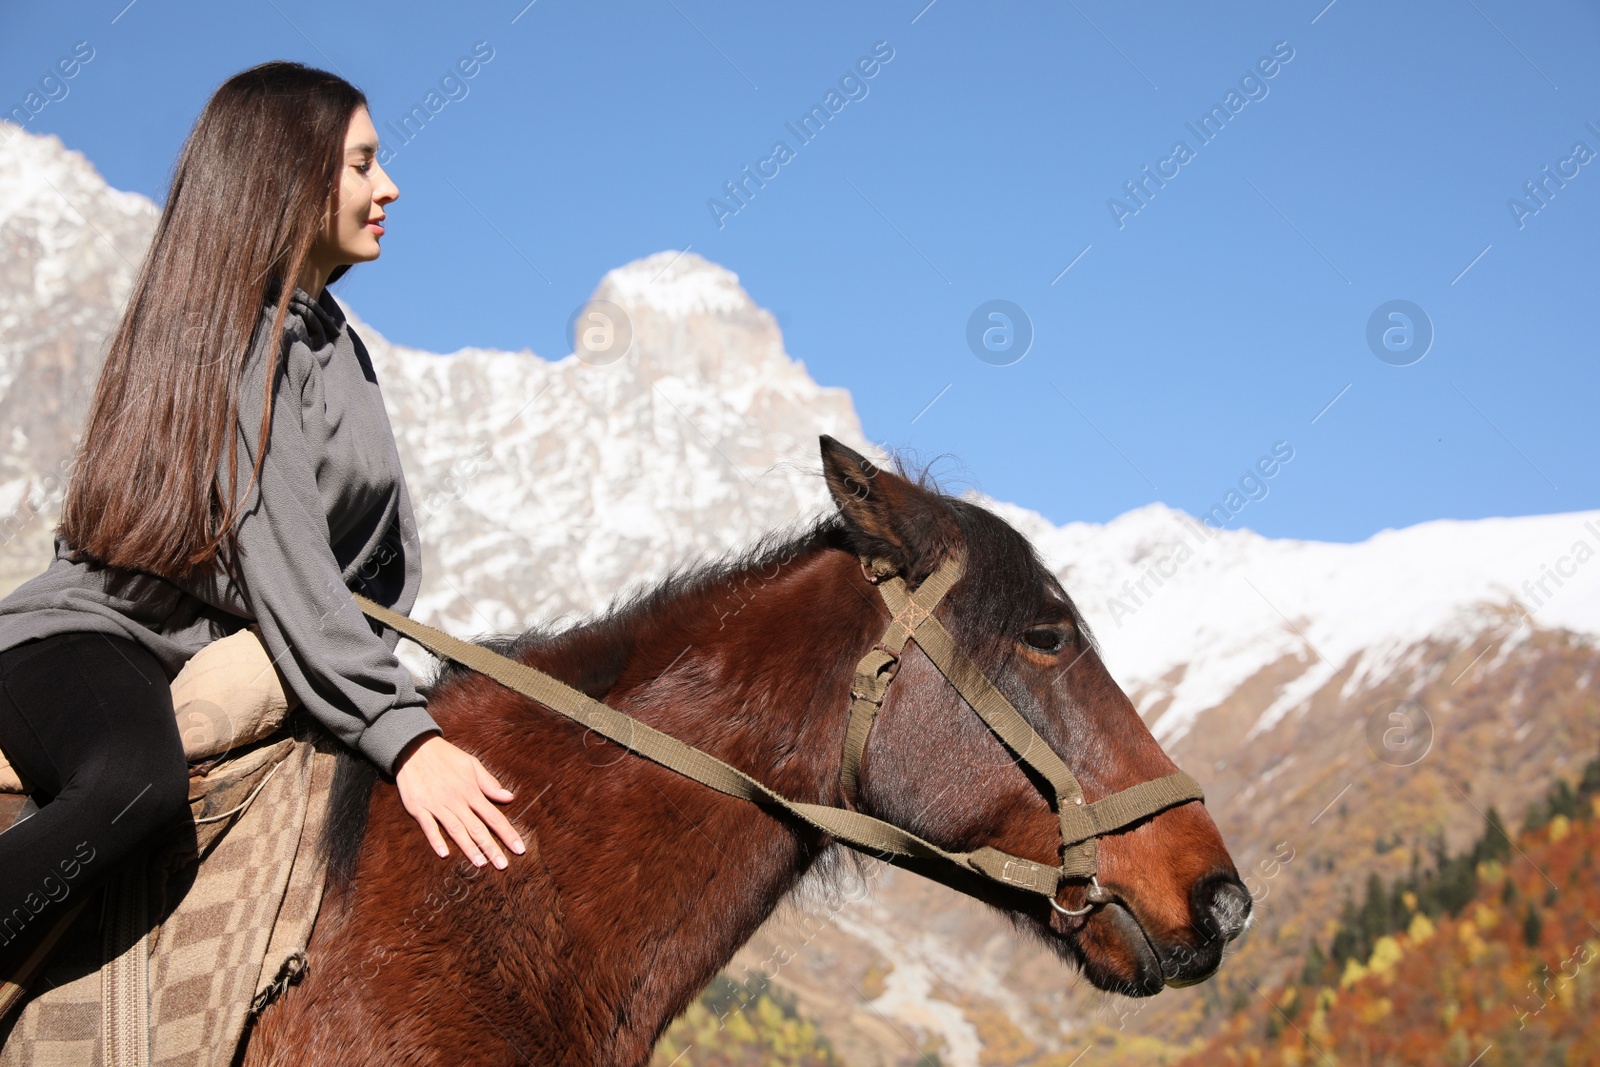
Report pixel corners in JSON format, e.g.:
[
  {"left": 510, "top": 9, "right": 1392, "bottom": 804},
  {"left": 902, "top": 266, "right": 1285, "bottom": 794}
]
[{"left": 0, "top": 728, "right": 337, "bottom": 1067}]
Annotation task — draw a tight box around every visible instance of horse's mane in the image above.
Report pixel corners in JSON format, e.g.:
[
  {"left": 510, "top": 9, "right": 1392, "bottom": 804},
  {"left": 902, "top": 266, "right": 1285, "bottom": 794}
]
[
  {"left": 321, "top": 512, "right": 841, "bottom": 887},
  {"left": 319, "top": 454, "right": 1094, "bottom": 888},
  {"left": 431, "top": 514, "right": 842, "bottom": 694}
]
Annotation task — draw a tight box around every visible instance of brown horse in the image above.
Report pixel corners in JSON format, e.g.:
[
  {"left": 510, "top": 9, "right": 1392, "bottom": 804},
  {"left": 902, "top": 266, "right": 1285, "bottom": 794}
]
[{"left": 244, "top": 436, "right": 1249, "bottom": 1066}]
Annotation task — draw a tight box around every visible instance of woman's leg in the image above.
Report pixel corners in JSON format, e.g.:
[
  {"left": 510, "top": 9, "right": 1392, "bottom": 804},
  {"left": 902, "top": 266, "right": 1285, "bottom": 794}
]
[{"left": 0, "top": 631, "right": 190, "bottom": 974}]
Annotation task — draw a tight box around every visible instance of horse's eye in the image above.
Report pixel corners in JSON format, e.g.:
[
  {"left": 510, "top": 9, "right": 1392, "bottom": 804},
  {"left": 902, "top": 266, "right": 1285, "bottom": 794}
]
[{"left": 1021, "top": 627, "right": 1067, "bottom": 654}]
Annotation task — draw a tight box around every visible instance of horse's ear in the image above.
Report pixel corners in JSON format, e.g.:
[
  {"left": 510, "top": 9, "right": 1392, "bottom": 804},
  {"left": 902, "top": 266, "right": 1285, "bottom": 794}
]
[{"left": 819, "top": 435, "right": 955, "bottom": 580}]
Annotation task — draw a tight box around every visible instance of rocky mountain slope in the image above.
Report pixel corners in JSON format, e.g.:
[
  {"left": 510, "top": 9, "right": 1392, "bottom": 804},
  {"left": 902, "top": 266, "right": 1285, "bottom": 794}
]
[{"left": 4, "top": 120, "right": 1598, "bottom": 1065}]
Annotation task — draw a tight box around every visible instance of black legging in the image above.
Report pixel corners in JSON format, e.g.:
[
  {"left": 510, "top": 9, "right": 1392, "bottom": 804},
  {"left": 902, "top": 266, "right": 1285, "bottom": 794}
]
[{"left": 0, "top": 631, "right": 190, "bottom": 975}]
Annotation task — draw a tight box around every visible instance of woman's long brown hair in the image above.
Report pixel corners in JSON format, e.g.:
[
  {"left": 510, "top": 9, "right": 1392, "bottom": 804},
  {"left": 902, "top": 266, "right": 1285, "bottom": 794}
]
[{"left": 58, "top": 61, "right": 366, "bottom": 583}]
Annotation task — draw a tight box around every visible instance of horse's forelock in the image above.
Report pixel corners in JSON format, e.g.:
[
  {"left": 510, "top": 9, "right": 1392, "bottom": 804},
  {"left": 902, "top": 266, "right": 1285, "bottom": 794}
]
[{"left": 944, "top": 498, "right": 1097, "bottom": 655}]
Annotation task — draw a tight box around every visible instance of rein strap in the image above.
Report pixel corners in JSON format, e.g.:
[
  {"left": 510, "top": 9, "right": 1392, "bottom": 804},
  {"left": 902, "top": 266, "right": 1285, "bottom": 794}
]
[{"left": 352, "top": 548, "right": 1203, "bottom": 909}]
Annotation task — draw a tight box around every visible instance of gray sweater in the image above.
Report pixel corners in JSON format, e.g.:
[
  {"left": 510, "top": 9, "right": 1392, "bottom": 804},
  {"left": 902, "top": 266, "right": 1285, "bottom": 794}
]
[{"left": 0, "top": 284, "right": 440, "bottom": 773}]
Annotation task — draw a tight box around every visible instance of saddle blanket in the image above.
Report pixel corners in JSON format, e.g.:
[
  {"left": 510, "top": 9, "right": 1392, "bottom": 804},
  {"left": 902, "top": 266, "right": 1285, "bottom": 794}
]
[{"left": 0, "top": 730, "right": 336, "bottom": 1067}]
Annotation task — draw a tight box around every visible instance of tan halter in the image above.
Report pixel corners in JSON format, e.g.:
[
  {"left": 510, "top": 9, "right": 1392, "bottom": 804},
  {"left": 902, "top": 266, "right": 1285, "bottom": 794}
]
[
  {"left": 839, "top": 549, "right": 1204, "bottom": 913},
  {"left": 353, "top": 548, "right": 1203, "bottom": 915}
]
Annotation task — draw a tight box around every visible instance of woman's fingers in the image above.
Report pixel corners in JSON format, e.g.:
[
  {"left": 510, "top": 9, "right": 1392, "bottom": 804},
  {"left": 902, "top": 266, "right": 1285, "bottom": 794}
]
[
  {"left": 413, "top": 807, "right": 450, "bottom": 859},
  {"left": 461, "top": 808, "right": 507, "bottom": 870},
  {"left": 474, "top": 760, "right": 515, "bottom": 803},
  {"left": 469, "top": 759, "right": 524, "bottom": 853},
  {"left": 436, "top": 808, "right": 491, "bottom": 868},
  {"left": 470, "top": 790, "right": 525, "bottom": 855},
  {"left": 395, "top": 735, "right": 525, "bottom": 867}
]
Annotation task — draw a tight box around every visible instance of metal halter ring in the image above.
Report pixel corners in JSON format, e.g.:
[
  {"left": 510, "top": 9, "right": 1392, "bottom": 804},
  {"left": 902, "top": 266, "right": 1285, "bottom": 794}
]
[{"left": 1049, "top": 875, "right": 1111, "bottom": 917}]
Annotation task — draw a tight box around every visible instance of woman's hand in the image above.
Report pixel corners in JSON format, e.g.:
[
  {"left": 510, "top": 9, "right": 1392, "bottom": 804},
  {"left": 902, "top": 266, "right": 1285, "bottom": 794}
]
[{"left": 394, "top": 734, "right": 525, "bottom": 868}]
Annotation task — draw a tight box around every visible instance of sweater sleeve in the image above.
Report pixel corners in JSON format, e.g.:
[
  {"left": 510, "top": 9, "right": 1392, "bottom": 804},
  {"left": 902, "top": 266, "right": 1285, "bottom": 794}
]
[{"left": 228, "top": 316, "right": 441, "bottom": 774}]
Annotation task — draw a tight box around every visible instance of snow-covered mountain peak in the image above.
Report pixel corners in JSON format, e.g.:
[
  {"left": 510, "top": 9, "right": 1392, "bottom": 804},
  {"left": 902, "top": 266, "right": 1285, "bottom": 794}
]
[
  {"left": 0, "top": 120, "right": 153, "bottom": 233},
  {"left": 596, "top": 250, "right": 750, "bottom": 320},
  {"left": 576, "top": 248, "right": 814, "bottom": 400},
  {"left": 960, "top": 489, "right": 1600, "bottom": 743}
]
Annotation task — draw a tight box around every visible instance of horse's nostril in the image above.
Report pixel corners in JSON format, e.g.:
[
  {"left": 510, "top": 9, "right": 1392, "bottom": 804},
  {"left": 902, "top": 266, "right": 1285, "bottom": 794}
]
[{"left": 1200, "top": 879, "right": 1252, "bottom": 944}]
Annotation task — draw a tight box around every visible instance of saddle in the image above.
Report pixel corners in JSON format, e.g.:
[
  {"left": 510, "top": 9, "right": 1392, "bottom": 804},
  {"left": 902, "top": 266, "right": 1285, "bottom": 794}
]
[
  {"left": 0, "top": 629, "right": 337, "bottom": 1067},
  {"left": 0, "top": 625, "right": 298, "bottom": 795}
]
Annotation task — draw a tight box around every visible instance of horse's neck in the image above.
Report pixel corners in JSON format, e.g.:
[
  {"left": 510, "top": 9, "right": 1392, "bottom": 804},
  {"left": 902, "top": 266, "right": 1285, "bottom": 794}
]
[
  {"left": 526, "top": 545, "right": 877, "bottom": 1060},
  {"left": 618, "top": 547, "right": 873, "bottom": 797}
]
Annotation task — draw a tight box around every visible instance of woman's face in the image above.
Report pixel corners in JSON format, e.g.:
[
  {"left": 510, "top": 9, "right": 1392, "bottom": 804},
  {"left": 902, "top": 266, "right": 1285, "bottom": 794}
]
[{"left": 310, "top": 105, "right": 398, "bottom": 276}]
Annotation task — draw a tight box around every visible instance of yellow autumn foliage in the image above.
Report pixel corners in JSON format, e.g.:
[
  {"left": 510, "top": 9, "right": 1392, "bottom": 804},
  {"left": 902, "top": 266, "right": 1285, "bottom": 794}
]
[
  {"left": 1368, "top": 935, "right": 1404, "bottom": 979},
  {"left": 651, "top": 976, "right": 840, "bottom": 1066},
  {"left": 1339, "top": 957, "right": 1367, "bottom": 989},
  {"left": 860, "top": 959, "right": 892, "bottom": 1001},
  {"left": 1455, "top": 918, "right": 1489, "bottom": 963}
]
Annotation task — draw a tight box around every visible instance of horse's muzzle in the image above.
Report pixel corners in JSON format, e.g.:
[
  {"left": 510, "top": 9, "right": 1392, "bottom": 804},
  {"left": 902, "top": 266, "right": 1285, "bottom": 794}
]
[{"left": 1154, "top": 874, "right": 1253, "bottom": 988}]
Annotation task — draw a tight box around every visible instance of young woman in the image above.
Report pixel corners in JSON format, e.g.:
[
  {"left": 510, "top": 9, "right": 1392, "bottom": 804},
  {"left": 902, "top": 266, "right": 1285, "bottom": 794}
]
[{"left": 0, "top": 61, "right": 522, "bottom": 973}]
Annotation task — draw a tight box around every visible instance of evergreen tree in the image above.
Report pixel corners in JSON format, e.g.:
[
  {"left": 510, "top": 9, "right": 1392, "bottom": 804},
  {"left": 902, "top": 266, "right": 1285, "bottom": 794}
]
[
  {"left": 1479, "top": 806, "right": 1512, "bottom": 864},
  {"left": 1330, "top": 892, "right": 1361, "bottom": 965},
  {"left": 1523, "top": 905, "right": 1543, "bottom": 948},
  {"left": 1548, "top": 779, "right": 1579, "bottom": 821},
  {"left": 1389, "top": 880, "right": 1410, "bottom": 928},
  {"left": 1579, "top": 749, "right": 1600, "bottom": 804},
  {"left": 1330, "top": 924, "right": 1360, "bottom": 967},
  {"left": 1525, "top": 791, "right": 1552, "bottom": 832},
  {"left": 1440, "top": 849, "right": 1479, "bottom": 915},
  {"left": 1360, "top": 871, "right": 1388, "bottom": 946},
  {"left": 1300, "top": 941, "right": 1327, "bottom": 987}
]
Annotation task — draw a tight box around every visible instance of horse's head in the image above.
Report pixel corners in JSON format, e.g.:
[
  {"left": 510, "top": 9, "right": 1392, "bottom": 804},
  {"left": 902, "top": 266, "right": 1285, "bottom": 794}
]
[{"left": 819, "top": 436, "right": 1249, "bottom": 996}]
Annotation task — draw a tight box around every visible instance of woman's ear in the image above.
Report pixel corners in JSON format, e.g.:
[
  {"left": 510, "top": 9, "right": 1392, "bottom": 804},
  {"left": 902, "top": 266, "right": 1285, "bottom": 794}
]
[{"left": 819, "top": 435, "right": 957, "bottom": 583}]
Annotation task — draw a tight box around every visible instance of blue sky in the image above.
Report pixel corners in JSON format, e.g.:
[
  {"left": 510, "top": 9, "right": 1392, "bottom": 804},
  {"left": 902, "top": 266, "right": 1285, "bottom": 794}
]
[{"left": 4, "top": 0, "right": 1597, "bottom": 542}]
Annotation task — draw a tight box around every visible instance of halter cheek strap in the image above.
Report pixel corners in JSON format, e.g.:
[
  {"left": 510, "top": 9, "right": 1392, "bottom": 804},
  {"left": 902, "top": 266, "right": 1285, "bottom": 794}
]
[{"left": 839, "top": 550, "right": 1205, "bottom": 899}]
